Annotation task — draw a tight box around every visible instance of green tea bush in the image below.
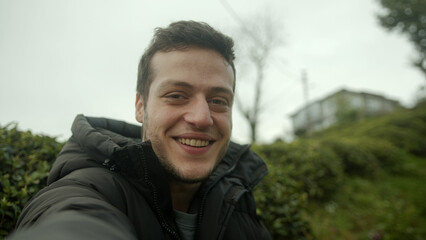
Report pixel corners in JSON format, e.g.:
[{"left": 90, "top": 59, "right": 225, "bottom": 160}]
[
  {"left": 254, "top": 141, "right": 344, "bottom": 201},
  {"left": 321, "top": 136, "right": 412, "bottom": 176},
  {"left": 379, "top": 198, "right": 426, "bottom": 240},
  {"left": 322, "top": 137, "right": 380, "bottom": 177},
  {"left": 252, "top": 140, "right": 345, "bottom": 238},
  {"left": 282, "top": 141, "right": 344, "bottom": 200},
  {"left": 253, "top": 157, "right": 313, "bottom": 239},
  {"left": 0, "top": 123, "right": 63, "bottom": 239},
  {"left": 359, "top": 138, "right": 406, "bottom": 173},
  {"left": 368, "top": 124, "right": 426, "bottom": 157}
]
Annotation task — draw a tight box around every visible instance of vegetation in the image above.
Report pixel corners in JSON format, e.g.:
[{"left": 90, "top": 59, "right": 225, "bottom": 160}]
[
  {"left": 1, "top": 102, "right": 425, "bottom": 239},
  {"left": 0, "top": 124, "right": 63, "bottom": 239},
  {"left": 253, "top": 101, "right": 426, "bottom": 239},
  {"left": 377, "top": 0, "right": 426, "bottom": 78}
]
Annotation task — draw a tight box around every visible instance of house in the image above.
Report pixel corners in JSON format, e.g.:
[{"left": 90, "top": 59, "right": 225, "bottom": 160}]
[{"left": 290, "top": 88, "right": 401, "bottom": 136}]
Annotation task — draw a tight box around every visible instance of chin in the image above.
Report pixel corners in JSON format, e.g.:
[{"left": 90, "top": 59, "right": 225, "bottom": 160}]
[
  {"left": 172, "top": 173, "right": 209, "bottom": 184},
  {"left": 173, "top": 167, "right": 214, "bottom": 184}
]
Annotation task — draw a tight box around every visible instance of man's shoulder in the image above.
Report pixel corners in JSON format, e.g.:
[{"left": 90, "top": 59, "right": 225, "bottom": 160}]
[
  {"left": 48, "top": 115, "right": 142, "bottom": 184},
  {"left": 223, "top": 141, "right": 268, "bottom": 188}
]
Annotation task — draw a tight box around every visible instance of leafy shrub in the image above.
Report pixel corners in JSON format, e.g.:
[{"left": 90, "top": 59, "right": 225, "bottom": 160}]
[
  {"left": 283, "top": 141, "right": 344, "bottom": 200},
  {"left": 359, "top": 138, "right": 406, "bottom": 174},
  {"left": 253, "top": 157, "right": 313, "bottom": 239},
  {"left": 322, "top": 138, "right": 380, "bottom": 177},
  {"left": 252, "top": 140, "right": 345, "bottom": 238},
  {"left": 0, "top": 123, "right": 63, "bottom": 239},
  {"left": 322, "top": 136, "right": 411, "bottom": 177},
  {"left": 379, "top": 198, "right": 426, "bottom": 240},
  {"left": 368, "top": 124, "right": 426, "bottom": 157},
  {"left": 254, "top": 141, "right": 344, "bottom": 201}
]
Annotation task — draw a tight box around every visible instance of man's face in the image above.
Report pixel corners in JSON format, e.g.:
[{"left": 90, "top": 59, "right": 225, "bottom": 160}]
[{"left": 135, "top": 47, "right": 234, "bottom": 183}]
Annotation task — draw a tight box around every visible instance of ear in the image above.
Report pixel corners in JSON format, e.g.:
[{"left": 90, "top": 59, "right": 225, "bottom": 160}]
[{"left": 135, "top": 93, "right": 144, "bottom": 123}]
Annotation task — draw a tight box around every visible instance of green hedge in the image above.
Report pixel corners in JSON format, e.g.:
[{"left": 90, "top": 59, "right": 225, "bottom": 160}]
[
  {"left": 0, "top": 123, "right": 63, "bottom": 239},
  {"left": 251, "top": 140, "right": 344, "bottom": 239},
  {"left": 254, "top": 157, "right": 312, "bottom": 239},
  {"left": 253, "top": 141, "right": 344, "bottom": 201}
]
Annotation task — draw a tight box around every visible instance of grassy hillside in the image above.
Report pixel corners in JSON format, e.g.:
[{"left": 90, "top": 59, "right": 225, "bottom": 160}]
[
  {"left": 308, "top": 156, "right": 425, "bottom": 240},
  {"left": 253, "top": 102, "right": 426, "bottom": 239},
  {"left": 307, "top": 103, "right": 426, "bottom": 239}
]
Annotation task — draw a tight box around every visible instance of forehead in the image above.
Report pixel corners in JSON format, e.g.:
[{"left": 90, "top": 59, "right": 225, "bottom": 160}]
[{"left": 149, "top": 47, "right": 235, "bottom": 92}]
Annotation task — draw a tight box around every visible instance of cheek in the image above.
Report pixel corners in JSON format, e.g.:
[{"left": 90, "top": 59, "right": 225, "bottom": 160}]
[
  {"left": 146, "top": 108, "right": 180, "bottom": 134},
  {"left": 215, "top": 114, "right": 232, "bottom": 135}
]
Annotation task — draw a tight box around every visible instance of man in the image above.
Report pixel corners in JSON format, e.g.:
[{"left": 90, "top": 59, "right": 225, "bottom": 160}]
[{"left": 10, "top": 21, "right": 271, "bottom": 240}]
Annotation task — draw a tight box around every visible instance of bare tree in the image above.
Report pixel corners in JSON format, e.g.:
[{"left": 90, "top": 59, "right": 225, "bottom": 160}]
[{"left": 230, "top": 11, "right": 284, "bottom": 143}]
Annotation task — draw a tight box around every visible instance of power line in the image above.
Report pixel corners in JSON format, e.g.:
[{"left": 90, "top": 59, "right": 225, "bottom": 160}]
[
  {"left": 218, "top": 0, "right": 263, "bottom": 46},
  {"left": 218, "top": 0, "right": 244, "bottom": 25}
]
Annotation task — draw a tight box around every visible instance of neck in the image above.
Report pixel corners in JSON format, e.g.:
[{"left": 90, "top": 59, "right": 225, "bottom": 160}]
[{"left": 169, "top": 180, "right": 201, "bottom": 212}]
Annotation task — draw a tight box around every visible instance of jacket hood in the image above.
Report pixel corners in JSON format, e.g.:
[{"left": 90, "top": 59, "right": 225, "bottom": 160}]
[{"left": 48, "top": 114, "right": 268, "bottom": 191}]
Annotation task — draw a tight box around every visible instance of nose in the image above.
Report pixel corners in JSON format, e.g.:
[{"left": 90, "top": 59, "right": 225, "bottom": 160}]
[{"left": 184, "top": 97, "right": 213, "bottom": 129}]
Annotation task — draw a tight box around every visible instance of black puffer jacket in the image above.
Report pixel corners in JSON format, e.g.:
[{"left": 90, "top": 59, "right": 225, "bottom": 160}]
[{"left": 11, "top": 115, "right": 271, "bottom": 240}]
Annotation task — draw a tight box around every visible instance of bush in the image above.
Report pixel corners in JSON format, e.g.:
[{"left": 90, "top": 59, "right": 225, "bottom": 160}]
[
  {"left": 321, "top": 136, "right": 410, "bottom": 177},
  {"left": 322, "top": 137, "right": 380, "bottom": 177},
  {"left": 253, "top": 156, "right": 313, "bottom": 239},
  {"left": 360, "top": 138, "right": 406, "bottom": 174},
  {"left": 252, "top": 140, "right": 345, "bottom": 238},
  {"left": 0, "top": 123, "right": 63, "bottom": 239},
  {"left": 254, "top": 141, "right": 344, "bottom": 201},
  {"left": 283, "top": 141, "right": 344, "bottom": 200},
  {"left": 368, "top": 124, "right": 426, "bottom": 157}
]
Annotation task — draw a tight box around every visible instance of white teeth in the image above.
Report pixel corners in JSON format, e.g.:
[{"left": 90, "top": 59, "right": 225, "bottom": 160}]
[{"left": 178, "top": 138, "right": 209, "bottom": 147}]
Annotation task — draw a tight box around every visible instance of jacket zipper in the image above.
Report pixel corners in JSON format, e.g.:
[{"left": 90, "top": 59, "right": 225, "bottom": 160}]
[
  {"left": 194, "top": 145, "right": 252, "bottom": 239},
  {"left": 195, "top": 189, "right": 208, "bottom": 237},
  {"left": 217, "top": 187, "right": 248, "bottom": 239},
  {"left": 195, "top": 185, "right": 249, "bottom": 239},
  {"left": 139, "top": 147, "right": 181, "bottom": 240},
  {"left": 149, "top": 180, "right": 181, "bottom": 240}
]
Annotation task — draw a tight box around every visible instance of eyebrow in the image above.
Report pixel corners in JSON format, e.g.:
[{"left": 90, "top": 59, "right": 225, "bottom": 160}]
[
  {"left": 210, "top": 86, "right": 234, "bottom": 97},
  {"left": 158, "top": 80, "right": 193, "bottom": 91},
  {"left": 158, "top": 80, "right": 234, "bottom": 96}
]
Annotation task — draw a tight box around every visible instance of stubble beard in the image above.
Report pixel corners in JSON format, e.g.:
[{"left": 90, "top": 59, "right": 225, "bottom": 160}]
[
  {"left": 143, "top": 116, "right": 229, "bottom": 184},
  {"left": 149, "top": 137, "right": 228, "bottom": 184}
]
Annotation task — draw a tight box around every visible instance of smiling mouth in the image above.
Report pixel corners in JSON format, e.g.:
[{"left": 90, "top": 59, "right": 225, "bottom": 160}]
[{"left": 177, "top": 138, "right": 211, "bottom": 147}]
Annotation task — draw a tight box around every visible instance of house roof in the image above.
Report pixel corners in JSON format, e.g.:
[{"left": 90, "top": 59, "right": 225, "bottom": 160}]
[{"left": 289, "top": 88, "right": 400, "bottom": 118}]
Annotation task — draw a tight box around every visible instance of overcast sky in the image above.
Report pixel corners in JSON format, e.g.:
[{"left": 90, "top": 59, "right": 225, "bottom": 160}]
[{"left": 0, "top": 0, "right": 424, "bottom": 143}]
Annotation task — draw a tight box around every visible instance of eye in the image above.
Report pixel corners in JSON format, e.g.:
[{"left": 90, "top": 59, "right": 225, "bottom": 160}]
[
  {"left": 211, "top": 98, "right": 228, "bottom": 106},
  {"left": 167, "top": 94, "right": 185, "bottom": 99},
  {"left": 163, "top": 92, "right": 188, "bottom": 104},
  {"left": 209, "top": 97, "right": 231, "bottom": 112}
]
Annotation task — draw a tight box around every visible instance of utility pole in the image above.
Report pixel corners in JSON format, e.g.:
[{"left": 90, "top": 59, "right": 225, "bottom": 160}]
[{"left": 301, "top": 69, "right": 311, "bottom": 136}]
